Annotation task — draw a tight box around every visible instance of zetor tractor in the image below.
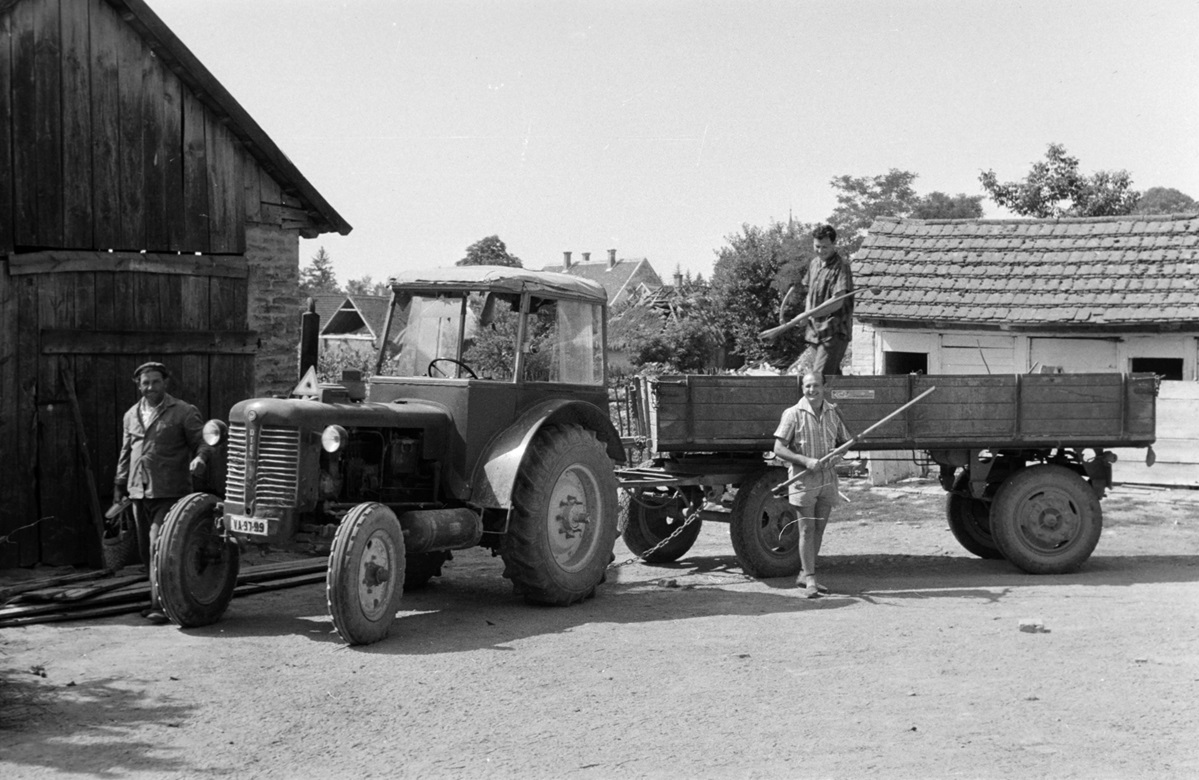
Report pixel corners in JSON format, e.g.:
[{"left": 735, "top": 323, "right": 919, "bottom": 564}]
[{"left": 153, "top": 266, "right": 624, "bottom": 645}]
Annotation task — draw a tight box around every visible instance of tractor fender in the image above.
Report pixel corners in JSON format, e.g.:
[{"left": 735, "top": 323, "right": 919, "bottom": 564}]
[{"left": 469, "top": 398, "right": 624, "bottom": 509}]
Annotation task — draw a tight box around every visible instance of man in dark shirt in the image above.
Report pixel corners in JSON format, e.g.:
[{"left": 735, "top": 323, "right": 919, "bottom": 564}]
[
  {"left": 113, "top": 362, "right": 210, "bottom": 623},
  {"left": 804, "top": 224, "right": 854, "bottom": 376}
]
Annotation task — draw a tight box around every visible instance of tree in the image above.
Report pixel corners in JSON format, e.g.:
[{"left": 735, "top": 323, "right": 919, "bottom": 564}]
[
  {"left": 299, "top": 247, "right": 340, "bottom": 297},
  {"left": 709, "top": 220, "right": 813, "bottom": 366},
  {"left": 910, "top": 191, "right": 984, "bottom": 220},
  {"left": 346, "top": 275, "right": 391, "bottom": 297},
  {"left": 458, "top": 235, "right": 522, "bottom": 267},
  {"left": 979, "top": 143, "right": 1140, "bottom": 218},
  {"left": 1133, "top": 186, "right": 1198, "bottom": 215},
  {"left": 828, "top": 169, "right": 919, "bottom": 254}
]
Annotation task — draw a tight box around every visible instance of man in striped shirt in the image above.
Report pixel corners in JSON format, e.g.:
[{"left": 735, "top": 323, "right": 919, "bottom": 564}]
[{"left": 773, "top": 372, "right": 852, "bottom": 598}]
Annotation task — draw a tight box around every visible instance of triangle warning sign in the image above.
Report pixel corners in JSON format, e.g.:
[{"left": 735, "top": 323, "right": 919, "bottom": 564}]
[{"left": 292, "top": 366, "right": 321, "bottom": 398}]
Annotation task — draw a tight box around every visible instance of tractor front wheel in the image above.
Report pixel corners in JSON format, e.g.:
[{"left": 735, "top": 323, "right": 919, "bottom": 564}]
[
  {"left": 155, "top": 492, "right": 240, "bottom": 628},
  {"left": 327, "top": 502, "right": 406, "bottom": 645}
]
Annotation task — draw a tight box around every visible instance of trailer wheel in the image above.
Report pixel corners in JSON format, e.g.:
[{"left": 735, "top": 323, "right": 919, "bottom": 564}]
[
  {"left": 503, "top": 425, "right": 618, "bottom": 605},
  {"left": 729, "top": 468, "right": 801, "bottom": 578},
  {"left": 327, "top": 502, "right": 405, "bottom": 645},
  {"left": 991, "top": 464, "right": 1102, "bottom": 574},
  {"left": 946, "top": 471, "right": 1003, "bottom": 560},
  {"left": 155, "top": 492, "right": 240, "bottom": 628},
  {"left": 620, "top": 487, "right": 703, "bottom": 563}
]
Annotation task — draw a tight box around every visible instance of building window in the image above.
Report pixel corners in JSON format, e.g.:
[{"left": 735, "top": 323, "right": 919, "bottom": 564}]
[
  {"left": 884, "top": 351, "right": 927, "bottom": 375},
  {"left": 1130, "top": 357, "right": 1183, "bottom": 381}
]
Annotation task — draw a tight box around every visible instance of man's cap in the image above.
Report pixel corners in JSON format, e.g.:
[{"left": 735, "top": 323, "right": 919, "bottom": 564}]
[{"left": 133, "top": 361, "right": 171, "bottom": 380}]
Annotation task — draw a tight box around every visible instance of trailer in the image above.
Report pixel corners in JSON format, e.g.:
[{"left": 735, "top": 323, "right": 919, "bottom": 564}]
[{"left": 616, "top": 372, "right": 1158, "bottom": 576}]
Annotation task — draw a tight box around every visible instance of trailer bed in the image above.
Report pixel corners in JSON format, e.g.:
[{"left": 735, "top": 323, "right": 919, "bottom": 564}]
[{"left": 642, "top": 372, "right": 1157, "bottom": 454}]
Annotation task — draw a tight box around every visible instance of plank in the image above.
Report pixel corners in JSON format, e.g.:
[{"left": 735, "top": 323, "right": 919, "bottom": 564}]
[
  {"left": 8, "top": 249, "right": 250, "bottom": 277},
  {"left": 40, "top": 329, "right": 258, "bottom": 355},
  {"left": 14, "top": 275, "right": 40, "bottom": 565},
  {"left": 61, "top": 0, "right": 92, "bottom": 245},
  {"left": 116, "top": 15, "right": 147, "bottom": 249},
  {"left": 162, "top": 72, "right": 185, "bottom": 250},
  {"left": 241, "top": 147, "right": 263, "bottom": 224},
  {"left": 206, "top": 116, "right": 243, "bottom": 253},
  {"left": 89, "top": 0, "right": 121, "bottom": 249},
  {"left": 181, "top": 88, "right": 209, "bottom": 251},
  {"left": 0, "top": 8, "right": 15, "bottom": 252},
  {"left": 142, "top": 44, "right": 168, "bottom": 250},
  {"left": 38, "top": 403, "right": 83, "bottom": 565},
  {"left": 10, "top": 0, "right": 36, "bottom": 246},
  {"left": 0, "top": 267, "right": 19, "bottom": 567},
  {"left": 32, "top": 0, "right": 63, "bottom": 246},
  {"left": 0, "top": 568, "right": 111, "bottom": 603}
]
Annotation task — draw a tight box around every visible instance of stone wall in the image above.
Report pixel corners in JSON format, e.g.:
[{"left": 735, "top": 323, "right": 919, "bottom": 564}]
[{"left": 244, "top": 222, "right": 302, "bottom": 397}]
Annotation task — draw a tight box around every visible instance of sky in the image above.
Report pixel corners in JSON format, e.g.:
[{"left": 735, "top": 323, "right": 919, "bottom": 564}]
[{"left": 150, "top": 0, "right": 1199, "bottom": 285}]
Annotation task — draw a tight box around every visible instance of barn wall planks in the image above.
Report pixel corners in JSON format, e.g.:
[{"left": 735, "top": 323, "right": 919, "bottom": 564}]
[{"left": 1, "top": 0, "right": 253, "bottom": 255}]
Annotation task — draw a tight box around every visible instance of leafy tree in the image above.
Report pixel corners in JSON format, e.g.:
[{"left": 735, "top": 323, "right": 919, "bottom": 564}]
[
  {"left": 828, "top": 170, "right": 919, "bottom": 254},
  {"left": 979, "top": 143, "right": 1140, "bottom": 218},
  {"left": 910, "top": 191, "right": 984, "bottom": 220},
  {"left": 458, "top": 235, "right": 523, "bottom": 267},
  {"left": 299, "top": 246, "right": 340, "bottom": 297},
  {"left": 346, "top": 275, "right": 391, "bottom": 297},
  {"left": 709, "top": 220, "right": 813, "bottom": 366},
  {"left": 1133, "top": 186, "right": 1198, "bottom": 215}
]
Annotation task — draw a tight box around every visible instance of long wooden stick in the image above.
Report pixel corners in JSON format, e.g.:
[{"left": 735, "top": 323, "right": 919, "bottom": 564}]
[
  {"left": 760, "top": 288, "right": 861, "bottom": 340},
  {"left": 774, "top": 386, "right": 937, "bottom": 493}
]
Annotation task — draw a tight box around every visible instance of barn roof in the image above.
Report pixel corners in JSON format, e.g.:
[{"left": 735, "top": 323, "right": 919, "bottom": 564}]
[
  {"left": 105, "top": 0, "right": 351, "bottom": 238},
  {"left": 855, "top": 214, "right": 1199, "bottom": 331},
  {"left": 311, "top": 294, "right": 391, "bottom": 339}
]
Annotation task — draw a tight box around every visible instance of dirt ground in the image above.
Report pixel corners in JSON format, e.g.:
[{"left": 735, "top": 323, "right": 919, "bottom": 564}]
[{"left": 1, "top": 477, "right": 1197, "bottom": 780}]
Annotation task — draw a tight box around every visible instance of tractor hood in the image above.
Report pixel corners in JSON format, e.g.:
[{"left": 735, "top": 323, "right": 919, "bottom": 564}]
[{"left": 228, "top": 397, "right": 452, "bottom": 437}]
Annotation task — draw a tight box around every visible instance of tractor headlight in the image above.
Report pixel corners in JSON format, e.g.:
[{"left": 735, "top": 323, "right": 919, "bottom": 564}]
[
  {"left": 321, "top": 424, "right": 349, "bottom": 453},
  {"left": 202, "top": 419, "right": 228, "bottom": 446}
]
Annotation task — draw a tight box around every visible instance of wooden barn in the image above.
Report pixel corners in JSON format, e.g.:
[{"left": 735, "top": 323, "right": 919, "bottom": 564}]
[
  {"left": 0, "top": 0, "right": 351, "bottom": 567},
  {"left": 850, "top": 214, "right": 1199, "bottom": 487}
]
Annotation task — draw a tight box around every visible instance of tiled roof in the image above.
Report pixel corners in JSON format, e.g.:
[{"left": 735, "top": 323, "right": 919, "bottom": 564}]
[
  {"left": 855, "top": 214, "right": 1199, "bottom": 329},
  {"left": 540, "top": 258, "right": 659, "bottom": 302},
  {"left": 310, "top": 294, "right": 391, "bottom": 339}
]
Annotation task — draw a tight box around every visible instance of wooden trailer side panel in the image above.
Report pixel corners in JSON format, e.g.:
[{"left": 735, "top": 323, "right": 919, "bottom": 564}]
[{"left": 646, "top": 373, "right": 1156, "bottom": 454}]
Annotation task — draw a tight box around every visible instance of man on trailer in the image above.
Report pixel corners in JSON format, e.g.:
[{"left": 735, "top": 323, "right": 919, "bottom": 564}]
[{"left": 804, "top": 224, "right": 854, "bottom": 376}]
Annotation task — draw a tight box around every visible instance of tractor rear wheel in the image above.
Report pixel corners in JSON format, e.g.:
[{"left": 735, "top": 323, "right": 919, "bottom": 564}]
[
  {"left": 729, "top": 468, "right": 801, "bottom": 578},
  {"left": 155, "top": 492, "right": 240, "bottom": 628},
  {"left": 327, "top": 502, "right": 405, "bottom": 645},
  {"left": 503, "top": 425, "right": 618, "bottom": 605}
]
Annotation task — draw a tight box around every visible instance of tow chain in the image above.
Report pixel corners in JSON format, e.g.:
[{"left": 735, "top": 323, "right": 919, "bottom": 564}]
[{"left": 608, "top": 490, "right": 703, "bottom": 569}]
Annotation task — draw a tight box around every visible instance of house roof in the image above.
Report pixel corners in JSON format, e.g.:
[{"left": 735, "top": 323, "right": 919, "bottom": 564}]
[
  {"left": 310, "top": 294, "right": 391, "bottom": 339},
  {"left": 102, "top": 0, "right": 351, "bottom": 238},
  {"left": 540, "top": 258, "right": 659, "bottom": 302},
  {"left": 855, "top": 214, "right": 1199, "bottom": 331}
]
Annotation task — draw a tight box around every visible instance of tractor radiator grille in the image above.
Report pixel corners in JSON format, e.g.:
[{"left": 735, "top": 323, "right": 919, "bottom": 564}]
[{"left": 225, "top": 423, "right": 301, "bottom": 509}]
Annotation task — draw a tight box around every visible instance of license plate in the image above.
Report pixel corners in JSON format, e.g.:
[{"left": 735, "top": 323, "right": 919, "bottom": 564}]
[{"left": 229, "top": 516, "right": 269, "bottom": 535}]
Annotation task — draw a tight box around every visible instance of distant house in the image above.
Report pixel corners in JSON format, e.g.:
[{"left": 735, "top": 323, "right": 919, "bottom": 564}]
[
  {"left": 542, "top": 249, "right": 663, "bottom": 307},
  {"left": 852, "top": 214, "right": 1199, "bottom": 486},
  {"left": 312, "top": 294, "right": 392, "bottom": 360}
]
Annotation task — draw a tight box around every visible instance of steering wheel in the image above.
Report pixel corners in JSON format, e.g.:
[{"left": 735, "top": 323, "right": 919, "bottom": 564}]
[{"left": 427, "top": 358, "right": 479, "bottom": 379}]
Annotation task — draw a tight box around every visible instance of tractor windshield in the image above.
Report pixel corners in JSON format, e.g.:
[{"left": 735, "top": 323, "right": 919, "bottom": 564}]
[{"left": 378, "top": 290, "right": 604, "bottom": 385}]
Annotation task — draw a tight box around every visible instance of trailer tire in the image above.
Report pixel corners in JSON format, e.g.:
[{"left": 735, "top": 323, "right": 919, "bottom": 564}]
[
  {"left": 946, "top": 471, "right": 1003, "bottom": 560},
  {"left": 620, "top": 488, "right": 703, "bottom": 563},
  {"left": 155, "top": 492, "right": 240, "bottom": 628},
  {"left": 991, "top": 464, "right": 1102, "bottom": 574},
  {"left": 327, "top": 502, "right": 405, "bottom": 645},
  {"left": 503, "top": 425, "right": 618, "bottom": 605},
  {"left": 729, "top": 468, "right": 801, "bottom": 579}
]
